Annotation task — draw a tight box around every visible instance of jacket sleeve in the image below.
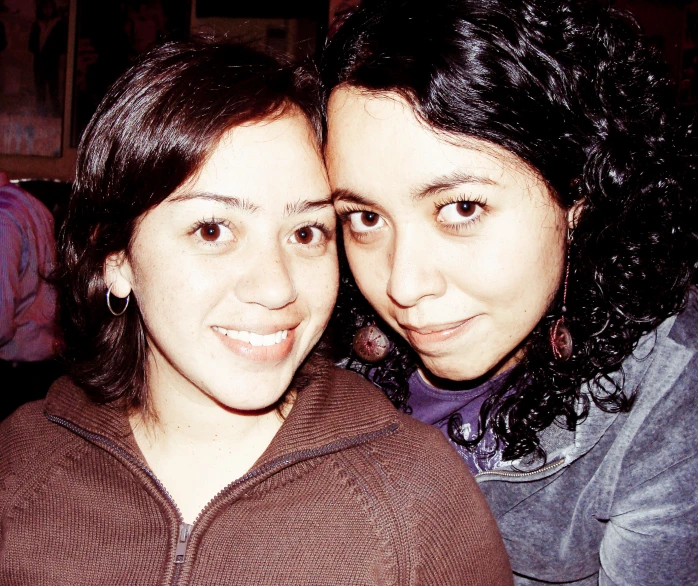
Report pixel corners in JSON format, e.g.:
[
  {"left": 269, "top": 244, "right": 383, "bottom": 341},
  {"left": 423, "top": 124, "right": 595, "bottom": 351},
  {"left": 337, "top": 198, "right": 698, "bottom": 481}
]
[
  {"left": 598, "top": 359, "right": 698, "bottom": 586},
  {"left": 404, "top": 425, "right": 514, "bottom": 586}
]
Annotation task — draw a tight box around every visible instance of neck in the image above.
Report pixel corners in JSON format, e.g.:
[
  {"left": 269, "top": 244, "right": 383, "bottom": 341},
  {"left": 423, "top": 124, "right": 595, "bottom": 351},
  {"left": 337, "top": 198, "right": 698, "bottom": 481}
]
[
  {"left": 129, "top": 381, "right": 291, "bottom": 524},
  {"left": 130, "top": 356, "right": 294, "bottom": 454}
]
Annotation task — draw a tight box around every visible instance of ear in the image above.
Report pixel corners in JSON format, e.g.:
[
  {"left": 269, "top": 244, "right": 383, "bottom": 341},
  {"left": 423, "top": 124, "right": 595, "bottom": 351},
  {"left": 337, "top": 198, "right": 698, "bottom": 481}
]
[
  {"left": 104, "top": 251, "right": 133, "bottom": 298},
  {"left": 567, "top": 199, "right": 584, "bottom": 231}
]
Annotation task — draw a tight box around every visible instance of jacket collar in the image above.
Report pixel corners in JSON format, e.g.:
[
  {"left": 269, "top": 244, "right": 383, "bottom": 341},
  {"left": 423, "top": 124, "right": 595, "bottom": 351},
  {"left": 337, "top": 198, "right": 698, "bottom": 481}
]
[
  {"left": 479, "top": 312, "right": 682, "bottom": 481},
  {"left": 44, "top": 357, "right": 399, "bottom": 467}
]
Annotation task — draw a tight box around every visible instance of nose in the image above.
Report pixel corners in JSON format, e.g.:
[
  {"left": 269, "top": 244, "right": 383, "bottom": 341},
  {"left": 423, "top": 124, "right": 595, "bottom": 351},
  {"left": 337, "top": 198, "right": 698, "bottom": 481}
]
[
  {"left": 386, "top": 228, "right": 447, "bottom": 308},
  {"left": 235, "top": 242, "right": 297, "bottom": 310}
]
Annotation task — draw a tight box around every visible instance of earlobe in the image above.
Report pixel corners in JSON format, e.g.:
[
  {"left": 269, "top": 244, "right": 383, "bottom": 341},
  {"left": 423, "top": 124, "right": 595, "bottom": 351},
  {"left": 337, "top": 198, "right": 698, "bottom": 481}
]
[
  {"left": 568, "top": 200, "right": 584, "bottom": 230},
  {"left": 104, "top": 251, "right": 133, "bottom": 298}
]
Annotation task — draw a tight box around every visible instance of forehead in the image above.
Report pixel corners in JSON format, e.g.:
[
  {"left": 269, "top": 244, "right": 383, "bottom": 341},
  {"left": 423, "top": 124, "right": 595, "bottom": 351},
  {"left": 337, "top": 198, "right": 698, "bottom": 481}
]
[
  {"left": 326, "top": 87, "right": 539, "bottom": 184},
  {"left": 325, "top": 87, "right": 545, "bottom": 195},
  {"left": 178, "top": 112, "right": 327, "bottom": 201}
]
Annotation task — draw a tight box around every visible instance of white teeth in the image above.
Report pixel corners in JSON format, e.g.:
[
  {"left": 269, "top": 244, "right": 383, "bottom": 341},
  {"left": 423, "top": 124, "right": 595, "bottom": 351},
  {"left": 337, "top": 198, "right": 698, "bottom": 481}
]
[{"left": 214, "top": 326, "right": 289, "bottom": 346}]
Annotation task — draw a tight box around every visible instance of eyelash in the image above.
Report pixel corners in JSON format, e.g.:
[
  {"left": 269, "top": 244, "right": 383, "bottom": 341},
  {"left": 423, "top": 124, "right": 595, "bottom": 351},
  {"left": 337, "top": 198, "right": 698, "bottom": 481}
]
[
  {"left": 190, "top": 217, "right": 233, "bottom": 247},
  {"left": 337, "top": 196, "right": 487, "bottom": 238},
  {"left": 433, "top": 196, "right": 487, "bottom": 233},
  {"left": 190, "top": 218, "right": 333, "bottom": 248},
  {"left": 293, "top": 221, "right": 333, "bottom": 247},
  {"left": 336, "top": 206, "right": 381, "bottom": 242},
  {"left": 336, "top": 205, "right": 367, "bottom": 223}
]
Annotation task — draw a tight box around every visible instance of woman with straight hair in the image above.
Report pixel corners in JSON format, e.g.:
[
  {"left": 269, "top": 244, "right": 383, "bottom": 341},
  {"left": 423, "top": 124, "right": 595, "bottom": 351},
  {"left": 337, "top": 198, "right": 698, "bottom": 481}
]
[
  {"left": 322, "top": 0, "right": 698, "bottom": 583},
  {"left": 0, "top": 39, "right": 512, "bottom": 585}
]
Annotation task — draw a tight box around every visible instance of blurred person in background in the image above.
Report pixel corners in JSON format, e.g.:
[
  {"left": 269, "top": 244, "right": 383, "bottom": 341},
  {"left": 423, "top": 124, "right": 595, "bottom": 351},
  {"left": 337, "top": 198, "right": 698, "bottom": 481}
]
[{"left": 0, "top": 171, "right": 60, "bottom": 420}]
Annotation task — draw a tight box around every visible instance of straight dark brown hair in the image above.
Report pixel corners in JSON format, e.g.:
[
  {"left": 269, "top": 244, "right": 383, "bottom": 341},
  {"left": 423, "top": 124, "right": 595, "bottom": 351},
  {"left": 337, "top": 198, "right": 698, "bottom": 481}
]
[{"left": 55, "top": 39, "right": 323, "bottom": 413}]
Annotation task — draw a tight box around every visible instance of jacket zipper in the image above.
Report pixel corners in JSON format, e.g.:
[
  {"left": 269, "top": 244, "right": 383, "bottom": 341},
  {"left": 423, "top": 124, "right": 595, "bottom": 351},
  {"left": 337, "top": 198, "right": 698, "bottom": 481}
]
[
  {"left": 475, "top": 457, "right": 565, "bottom": 479},
  {"left": 46, "top": 414, "right": 399, "bottom": 585},
  {"left": 171, "top": 523, "right": 193, "bottom": 586},
  {"left": 45, "top": 414, "right": 190, "bottom": 585}
]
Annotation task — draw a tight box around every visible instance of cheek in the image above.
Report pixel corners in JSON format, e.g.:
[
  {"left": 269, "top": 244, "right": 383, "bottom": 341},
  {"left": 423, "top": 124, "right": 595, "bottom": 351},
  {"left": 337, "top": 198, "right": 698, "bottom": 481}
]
[
  {"left": 492, "top": 248, "right": 563, "bottom": 347},
  {"left": 298, "top": 255, "right": 340, "bottom": 321},
  {"left": 344, "top": 241, "right": 389, "bottom": 303},
  {"left": 462, "top": 216, "right": 566, "bottom": 307},
  {"left": 132, "top": 255, "right": 222, "bottom": 322}
]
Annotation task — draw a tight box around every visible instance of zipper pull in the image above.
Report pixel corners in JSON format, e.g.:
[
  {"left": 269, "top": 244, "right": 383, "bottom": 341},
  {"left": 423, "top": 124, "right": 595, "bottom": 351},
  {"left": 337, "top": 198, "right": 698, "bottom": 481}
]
[{"left": 175, "top": 523, "right": 192, "bottom": 564}]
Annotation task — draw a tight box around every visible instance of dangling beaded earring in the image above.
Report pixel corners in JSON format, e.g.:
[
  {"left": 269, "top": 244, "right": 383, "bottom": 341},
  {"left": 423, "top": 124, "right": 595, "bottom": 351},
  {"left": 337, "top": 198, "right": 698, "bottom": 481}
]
[
  {"left": 550, "top": 231, "right": 573, "bottom": 362},
  {"left": 352, "top": 323, "right": 391, "bottom": 363}
]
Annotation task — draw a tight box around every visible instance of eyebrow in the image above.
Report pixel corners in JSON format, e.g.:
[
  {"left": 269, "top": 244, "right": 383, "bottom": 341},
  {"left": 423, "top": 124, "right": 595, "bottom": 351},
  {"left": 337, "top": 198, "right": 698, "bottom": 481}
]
[
  {"left": 283, "top": 197, "right": 333, "bottom": 217},
  {"left": 330, "top": 188, "right": 373, "bottom": 207},
  {"left": 168, "top": 192, "right": 261, "bottom": 212},
  {"left": 168, "top": 191, "right": 333, "bottom": 217},
  {"left": 411, "top": 171, "right": 498, "bottom": 201},
  {"left": 332, "top": 171, "right": 498, "bottom": 207}
]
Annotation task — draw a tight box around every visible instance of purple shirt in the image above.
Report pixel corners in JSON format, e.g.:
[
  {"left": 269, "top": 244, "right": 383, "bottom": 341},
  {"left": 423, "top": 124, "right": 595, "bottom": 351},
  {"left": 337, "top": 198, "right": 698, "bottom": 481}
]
[
  {"left": 0, "top": 183, "right": 57, "bottom": 362},
  {"left": 407, "top": 370, "right": 506, "bottom": 475}
]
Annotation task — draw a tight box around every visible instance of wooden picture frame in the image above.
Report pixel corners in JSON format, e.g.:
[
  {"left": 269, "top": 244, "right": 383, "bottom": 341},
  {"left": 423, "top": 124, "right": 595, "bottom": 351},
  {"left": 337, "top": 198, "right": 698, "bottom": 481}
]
[
  {"left": 70, "top": 0, "right": 191, "bottom": 147},
  {"left": 0, "top": 0, "right": 69, "bottom": 157},
  {"left": 679, "top": 1, "right": 698, "bottom": 105}
]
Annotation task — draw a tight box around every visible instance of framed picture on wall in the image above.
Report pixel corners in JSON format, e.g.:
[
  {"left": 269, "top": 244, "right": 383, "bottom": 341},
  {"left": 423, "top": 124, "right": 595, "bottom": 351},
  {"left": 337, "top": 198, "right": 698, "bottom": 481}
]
[
  {"left": 0, "top": 0, "right": 69, "bottom": 157},
  {"left": 70, "top": 0, "right": 190, "bottom": 147},
  {"left": 679, "top": 1, "right": 698, "bottom": 105},
  {"left": 192, "top": 0, "right": 328, "bottom": 61}
]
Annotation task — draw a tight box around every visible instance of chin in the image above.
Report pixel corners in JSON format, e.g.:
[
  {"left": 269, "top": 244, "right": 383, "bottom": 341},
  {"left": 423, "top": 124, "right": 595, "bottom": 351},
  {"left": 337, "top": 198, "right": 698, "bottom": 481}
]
[
  {"left": 421, "top": 358, "right": 477, "bottom": 383},
  {"left": 203, "top": 379, "right": 290, "bottom": 413},
  {"left": 213, "top": 392, "right": 288, "bottom": 414},
  {"left": 421, "top": 353, "right": 509, "bottom": 384}
]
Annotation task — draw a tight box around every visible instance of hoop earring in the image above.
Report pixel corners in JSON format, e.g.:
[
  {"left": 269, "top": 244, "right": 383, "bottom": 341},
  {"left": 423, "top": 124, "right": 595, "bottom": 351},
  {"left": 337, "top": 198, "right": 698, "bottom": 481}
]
[
  {"left": 549, "top": 232, "right": 573, "bottom": 362},
  {"left": 106, "top": 284, "right": 130, "bottom": 317},
  {"left": 352, "top": 323, "right": 391, "bottom": 363}
]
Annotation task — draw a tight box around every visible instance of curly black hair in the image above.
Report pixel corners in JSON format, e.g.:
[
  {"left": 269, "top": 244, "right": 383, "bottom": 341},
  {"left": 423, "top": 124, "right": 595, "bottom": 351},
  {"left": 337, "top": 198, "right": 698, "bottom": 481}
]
[{"left": 321, "top": 0, "right": 698, "bottom": 462}]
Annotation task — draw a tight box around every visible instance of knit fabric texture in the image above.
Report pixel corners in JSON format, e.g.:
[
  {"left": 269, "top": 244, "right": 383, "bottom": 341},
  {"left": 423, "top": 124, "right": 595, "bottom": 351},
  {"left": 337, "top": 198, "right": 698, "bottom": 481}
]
[{"left": 0, "top": 361, "right": 512, "bottom": 585}]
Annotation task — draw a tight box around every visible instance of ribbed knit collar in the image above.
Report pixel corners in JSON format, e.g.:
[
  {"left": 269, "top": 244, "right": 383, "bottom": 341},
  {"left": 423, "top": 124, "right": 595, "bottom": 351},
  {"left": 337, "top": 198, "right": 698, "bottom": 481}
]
[{"left": 43, "top": 358, "right": 400, "bottom": 469}]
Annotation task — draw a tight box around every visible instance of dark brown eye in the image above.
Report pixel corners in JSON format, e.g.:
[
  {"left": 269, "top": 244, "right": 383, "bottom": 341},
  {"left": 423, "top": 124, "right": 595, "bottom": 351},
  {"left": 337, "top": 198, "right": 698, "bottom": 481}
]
[
  {"left": 348, "top": 210, "right": 384, "bottom": 233},
  {"left": 200, "top": 223, "right": 220, "bottom": 241},
  {"left": 455, "top": 202, "right": 477, "bottom": 217},
  {"left": 437, "top": 200, "right": 482, "bottom": 226},
  {"left": 361, "top": 212, "right": 379, "bottom": 226},
  {"left": 294, "top": 226, "right": 315, "bottom": 244}
]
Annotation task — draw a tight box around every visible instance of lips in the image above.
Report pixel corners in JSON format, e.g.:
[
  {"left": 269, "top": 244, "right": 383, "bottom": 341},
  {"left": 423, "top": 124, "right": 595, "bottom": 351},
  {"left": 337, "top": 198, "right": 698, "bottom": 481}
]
[
  {"left": 213, "top": 326, "right": 289, "bottom": 347},
  {"left": 212, "top": 325, "right": 297, "bottom": 362},
  {"left": 400, "top": 317, "right": 478, "bottom": 352}
]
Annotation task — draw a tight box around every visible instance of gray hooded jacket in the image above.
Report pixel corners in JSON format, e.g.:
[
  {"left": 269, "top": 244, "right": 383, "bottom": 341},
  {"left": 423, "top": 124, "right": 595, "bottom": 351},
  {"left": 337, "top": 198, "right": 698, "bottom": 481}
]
[{"left": 477, "top": 292, "right": 698, "bottom": 585}]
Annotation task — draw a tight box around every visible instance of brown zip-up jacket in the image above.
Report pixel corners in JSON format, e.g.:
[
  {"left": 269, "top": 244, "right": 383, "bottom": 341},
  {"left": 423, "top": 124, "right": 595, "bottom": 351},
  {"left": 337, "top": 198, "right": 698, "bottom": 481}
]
[{"left": 0, "top": 361, "right": 512, "bottom": 585}]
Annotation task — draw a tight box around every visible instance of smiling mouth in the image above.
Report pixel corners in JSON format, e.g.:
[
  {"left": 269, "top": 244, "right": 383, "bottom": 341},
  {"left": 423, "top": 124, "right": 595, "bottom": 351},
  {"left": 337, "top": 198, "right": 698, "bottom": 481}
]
[
  {"left": 400, "top": 317, "right": 478, "bottom": 351},
  {"left": 212, "top": 326, "right": 289, "bottom": 347}
]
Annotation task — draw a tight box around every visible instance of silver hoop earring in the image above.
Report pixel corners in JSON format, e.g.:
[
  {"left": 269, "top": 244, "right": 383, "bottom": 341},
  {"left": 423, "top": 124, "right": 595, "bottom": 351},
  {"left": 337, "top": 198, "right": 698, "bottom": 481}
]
[{"left": 106, "top": 284, "right": 130, "bottom": 317}]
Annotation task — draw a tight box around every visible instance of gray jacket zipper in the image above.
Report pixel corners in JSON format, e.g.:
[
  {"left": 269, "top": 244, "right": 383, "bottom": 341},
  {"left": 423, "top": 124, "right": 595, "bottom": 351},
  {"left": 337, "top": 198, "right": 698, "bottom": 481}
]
[{"left": 475, "top": 457, "right": 565, "bottom": 479}]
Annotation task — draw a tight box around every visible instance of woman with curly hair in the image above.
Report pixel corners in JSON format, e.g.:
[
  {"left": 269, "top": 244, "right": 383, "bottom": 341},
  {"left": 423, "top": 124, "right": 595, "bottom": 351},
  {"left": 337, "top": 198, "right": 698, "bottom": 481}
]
[{"left": 322, "top": 0, "right": 698, "bottom": 583}]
